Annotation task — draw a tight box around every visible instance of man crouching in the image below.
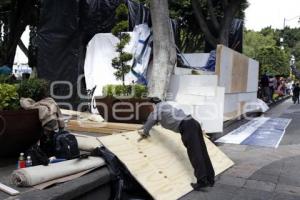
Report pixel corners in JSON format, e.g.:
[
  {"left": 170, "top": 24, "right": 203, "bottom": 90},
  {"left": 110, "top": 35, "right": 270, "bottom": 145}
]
[{"left": 138, "top": 97, "right": 215, "bottom": 190}]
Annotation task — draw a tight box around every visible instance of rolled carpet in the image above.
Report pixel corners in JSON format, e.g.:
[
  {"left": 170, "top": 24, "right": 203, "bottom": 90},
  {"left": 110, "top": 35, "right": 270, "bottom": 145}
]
[{"left": 11, "top": 157, "right": 105, "bottom": 187}]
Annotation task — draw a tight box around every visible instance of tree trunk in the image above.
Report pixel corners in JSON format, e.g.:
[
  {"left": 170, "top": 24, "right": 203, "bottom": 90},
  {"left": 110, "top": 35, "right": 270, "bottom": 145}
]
[{"left": 148, "top": 0, "right": 177, "bottom": 99}]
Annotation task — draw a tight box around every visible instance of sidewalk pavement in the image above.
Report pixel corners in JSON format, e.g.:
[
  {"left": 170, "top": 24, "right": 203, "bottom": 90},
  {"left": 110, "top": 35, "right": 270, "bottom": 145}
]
[{"left": 181, "top": 99, "right": 300, "bottom": 200}]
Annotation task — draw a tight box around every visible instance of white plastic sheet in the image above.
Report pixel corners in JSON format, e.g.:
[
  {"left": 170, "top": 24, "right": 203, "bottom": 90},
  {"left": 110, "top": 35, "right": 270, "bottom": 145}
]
[{"left": 84, "top": 24, "right": 151, "bottom": 113}]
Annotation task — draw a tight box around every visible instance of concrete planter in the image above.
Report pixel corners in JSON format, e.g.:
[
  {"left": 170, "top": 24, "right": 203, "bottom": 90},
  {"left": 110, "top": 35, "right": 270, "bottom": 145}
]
[
  {"left": 95, "top": 96, "right": 153, "bottom": 124},
  {"left": 0, "top": 109, "right": 42, "bottom": 157}
]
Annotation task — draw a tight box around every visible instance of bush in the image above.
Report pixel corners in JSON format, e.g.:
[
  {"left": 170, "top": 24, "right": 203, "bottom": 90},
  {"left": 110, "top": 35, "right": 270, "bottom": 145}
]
[
  {"left": 0, "top": 74, "right": 18, "bottom": 84},
  {"left": 103, "top": 84, "right": 148, "bottom": 98},
  {"left": 0, "top": 84, "right": 20, "bottom": 111},
  {"left": 17, "top": 78, "right": 49, "bottom": 101}
]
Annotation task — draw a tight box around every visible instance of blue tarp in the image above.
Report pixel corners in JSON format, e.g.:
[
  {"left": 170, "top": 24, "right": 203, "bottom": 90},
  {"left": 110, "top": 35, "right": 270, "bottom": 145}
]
[{"left": 0, "top": 66, "right": 12, "bottom": 75}]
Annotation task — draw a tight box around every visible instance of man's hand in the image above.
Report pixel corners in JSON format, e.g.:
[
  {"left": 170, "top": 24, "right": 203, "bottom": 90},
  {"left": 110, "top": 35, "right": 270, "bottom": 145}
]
[{"left": 137, "top": 129, "right": 149, "bottom": 142}]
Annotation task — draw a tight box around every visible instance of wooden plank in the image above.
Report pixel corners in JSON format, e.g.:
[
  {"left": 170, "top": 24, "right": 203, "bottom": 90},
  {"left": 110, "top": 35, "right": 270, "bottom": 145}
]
[
  {"left": 215, "top": 44, "right": 222, "bottom": 76},
  {"left": 99, "top": 126, "right": 234, "bottom": 200},
  {"left": 67, "top": 124, "right": 115, "bottom": 134},
  {"left": 61, "top": 109, "right": 104, "bottom": 122},
  {"left": 230, "top": 52, "right": 249, "bottom": 93},
  {"left": 0, "top": 182, "right": 19, "bottom": 196},
  {"left": 67, "top": 120, "right": 142, "bottom": 130},
  {"left": 67, "top": 120, "right": 142, "bottom": 134}
]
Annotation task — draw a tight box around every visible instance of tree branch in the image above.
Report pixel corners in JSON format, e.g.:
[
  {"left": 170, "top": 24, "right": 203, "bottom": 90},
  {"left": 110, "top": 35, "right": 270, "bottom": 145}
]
[
  {"left": 205, "top": 0, "right": 220, "bottom": 31},
  {"left": 192, "top": 0, "right": 217, "bottom": 48}
]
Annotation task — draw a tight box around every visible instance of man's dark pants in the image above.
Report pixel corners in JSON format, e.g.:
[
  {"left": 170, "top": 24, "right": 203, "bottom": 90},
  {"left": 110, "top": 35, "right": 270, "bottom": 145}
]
[{"left": 179, "top": 118, "right": 215, "bottom": 184}]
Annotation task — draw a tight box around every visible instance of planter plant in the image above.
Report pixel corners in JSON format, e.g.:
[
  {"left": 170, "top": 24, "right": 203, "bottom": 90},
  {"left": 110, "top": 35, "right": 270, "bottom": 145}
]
[
  {"left": 0, "top": 78, "right": 49, "bottom": 157},
  {"left": 111, "top": 3, "right": 133, "bottom": 86},
  {"left": 96, "top": 3, "right": 153, "bottom": 124}
]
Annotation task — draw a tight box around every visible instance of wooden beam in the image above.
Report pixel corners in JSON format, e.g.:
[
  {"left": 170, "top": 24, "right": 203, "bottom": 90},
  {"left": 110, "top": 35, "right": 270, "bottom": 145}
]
[
  {"left": 66, "top": 120, "right": 142, "bottom": 134},
  {"left": 0, "top": 182, "right": 19, "bottom": 196}
]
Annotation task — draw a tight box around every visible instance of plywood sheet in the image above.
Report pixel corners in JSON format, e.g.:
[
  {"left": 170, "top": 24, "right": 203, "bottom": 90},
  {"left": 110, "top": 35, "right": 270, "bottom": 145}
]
[
  {"left": 231, "top": 53, "right": 249, "bottom": 93},
  {"left": 99, "top": 126, "right": 234, "bottom": 200},
  {"left": 216, "top": 45, "right": 259, "bottom": 94}
]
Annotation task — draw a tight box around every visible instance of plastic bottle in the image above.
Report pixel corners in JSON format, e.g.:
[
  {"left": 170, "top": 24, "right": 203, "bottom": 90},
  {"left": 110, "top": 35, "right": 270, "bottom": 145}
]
[
  {"left": 26, "top": 156, "right": 32, "bottom": 167},
  {"left": 18, "top": 153, "right": 26, "bottom": 169}
]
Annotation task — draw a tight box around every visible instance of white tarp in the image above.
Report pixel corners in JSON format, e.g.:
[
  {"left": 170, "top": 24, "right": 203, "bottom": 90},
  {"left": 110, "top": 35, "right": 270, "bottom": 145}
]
[{"left": 84, "top": 24, "right": 151, "bottom": 113}]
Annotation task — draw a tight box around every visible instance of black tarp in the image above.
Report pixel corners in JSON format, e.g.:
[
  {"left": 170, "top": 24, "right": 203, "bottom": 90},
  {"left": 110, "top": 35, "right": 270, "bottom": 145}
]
[
  {"left": 37, "top": 0, "right": 121, "bottom": 108},
  {"left": 37, "top": 0, "right": 80, "bottom": 104},
  {"left": 36, "top": 0, "right": 176, "bottom": 109},
  {"left": 229, "top": 18, "right": 243, "bottom": 53},
  {"left": 80, "top": 0, "right": 120, "bottom": 45},
  {"left": 126, "top": 0, "right": 151, "bottom": 30}
]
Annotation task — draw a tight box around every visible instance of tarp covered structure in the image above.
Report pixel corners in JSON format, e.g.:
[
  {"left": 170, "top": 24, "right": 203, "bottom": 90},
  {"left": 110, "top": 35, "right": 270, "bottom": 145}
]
[{"left": 36, "top": 0, "right": 151, "bottom": 107}]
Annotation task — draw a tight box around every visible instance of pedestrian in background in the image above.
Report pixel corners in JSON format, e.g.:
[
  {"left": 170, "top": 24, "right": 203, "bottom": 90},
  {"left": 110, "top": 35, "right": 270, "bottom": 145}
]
[
  {"left": 293, "top": 83, "right": 300, "bottom": 104},
  {"left": 261, "top": 73, "right": 271, "bottom": 103}
]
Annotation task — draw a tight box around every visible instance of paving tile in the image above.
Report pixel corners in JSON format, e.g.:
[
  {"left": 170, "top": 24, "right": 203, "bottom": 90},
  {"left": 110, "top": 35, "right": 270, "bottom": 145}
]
[
  {"left": 217, "top": 175, "right": 246, "bottom": 188},
  {"left": 231, "top": 188, "right": 274, "bottom": 200},
  {"left": 243, "top": 179, "right": 276, "bottom": 192},
  {"left": 179, "top": 183, "right": 239, "bottom": 200},
  {"left": 278, "top": 175, "right": 300, "bottom": 187},
  {"left": 275, "top": 184, "right": 300, "bottom": 196},
  {"left": 250, "top": 172, "right": 280, "bottom": 184},
  {"left": 273, "top": 192, "right": 300, "bottom": 200}
]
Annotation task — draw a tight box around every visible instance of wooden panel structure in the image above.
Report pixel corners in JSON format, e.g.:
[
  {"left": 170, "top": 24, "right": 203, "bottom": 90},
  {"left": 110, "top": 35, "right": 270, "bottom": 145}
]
[
  {"left": 67, "top": 120, "right": 142, "bottom": 134},
  {"left": 99, "top": 126, "right": 234, "bottom": 200},
  {"left": 214, "top": 45, "right": 259, "bottom": 120},
  {"left": 215, "top": 45, "right": 259, "bottom": 94}
]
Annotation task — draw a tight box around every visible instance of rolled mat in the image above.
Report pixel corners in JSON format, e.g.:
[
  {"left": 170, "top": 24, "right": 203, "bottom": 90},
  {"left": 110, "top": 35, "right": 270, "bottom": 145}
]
[
  {"left": 11, "top": 157, "right": 105, "bottom": 187},
  {"left": 73, "top": 134, "right": 102, "bottom": 151}
]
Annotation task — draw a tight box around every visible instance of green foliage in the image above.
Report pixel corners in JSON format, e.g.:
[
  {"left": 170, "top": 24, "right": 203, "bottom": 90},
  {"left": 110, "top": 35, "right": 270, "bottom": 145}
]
[
  {"left": 256, "top": 46, "right": 290, "bottom": 76},
  {"left": 17, "top": 78, "right": 49, "bottom": 101},
  {"left": 115, "top": 3, "right": 128, "bottom": 21},
  {"left": 116, "top": 33, "right": 131, "bottom": 51},
  {"left": 111, "top": 3, "right": 132, "bottom": 85},
  {"left": 244, "top": 26, "right": 300, "bottom": 76},
  {"left": 103, "top": 84, "right": 148, "bottom": 98},
  {"left": 243, "top": 30, "right": 276, "bottom": 58},
  {"left": 0, "top": 74, "right": 18, "bottom": 84},
  {"left": 0, "top": 83, "right": 20, "bottom": 111},
  {"left": 112, "top": 21, "right": 129, "bottom": 37}
]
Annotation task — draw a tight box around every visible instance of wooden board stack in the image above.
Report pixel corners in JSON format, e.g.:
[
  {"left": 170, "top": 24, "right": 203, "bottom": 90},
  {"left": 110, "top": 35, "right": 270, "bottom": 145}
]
[{"left": 67, "top": 120, "right": 142, "bottom": 135}]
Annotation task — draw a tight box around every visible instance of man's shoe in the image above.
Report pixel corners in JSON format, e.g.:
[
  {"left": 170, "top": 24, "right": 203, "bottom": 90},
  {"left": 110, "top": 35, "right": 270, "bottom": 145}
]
[{"left": 191, "top": 179, "right": 214, "bottom": 191}]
